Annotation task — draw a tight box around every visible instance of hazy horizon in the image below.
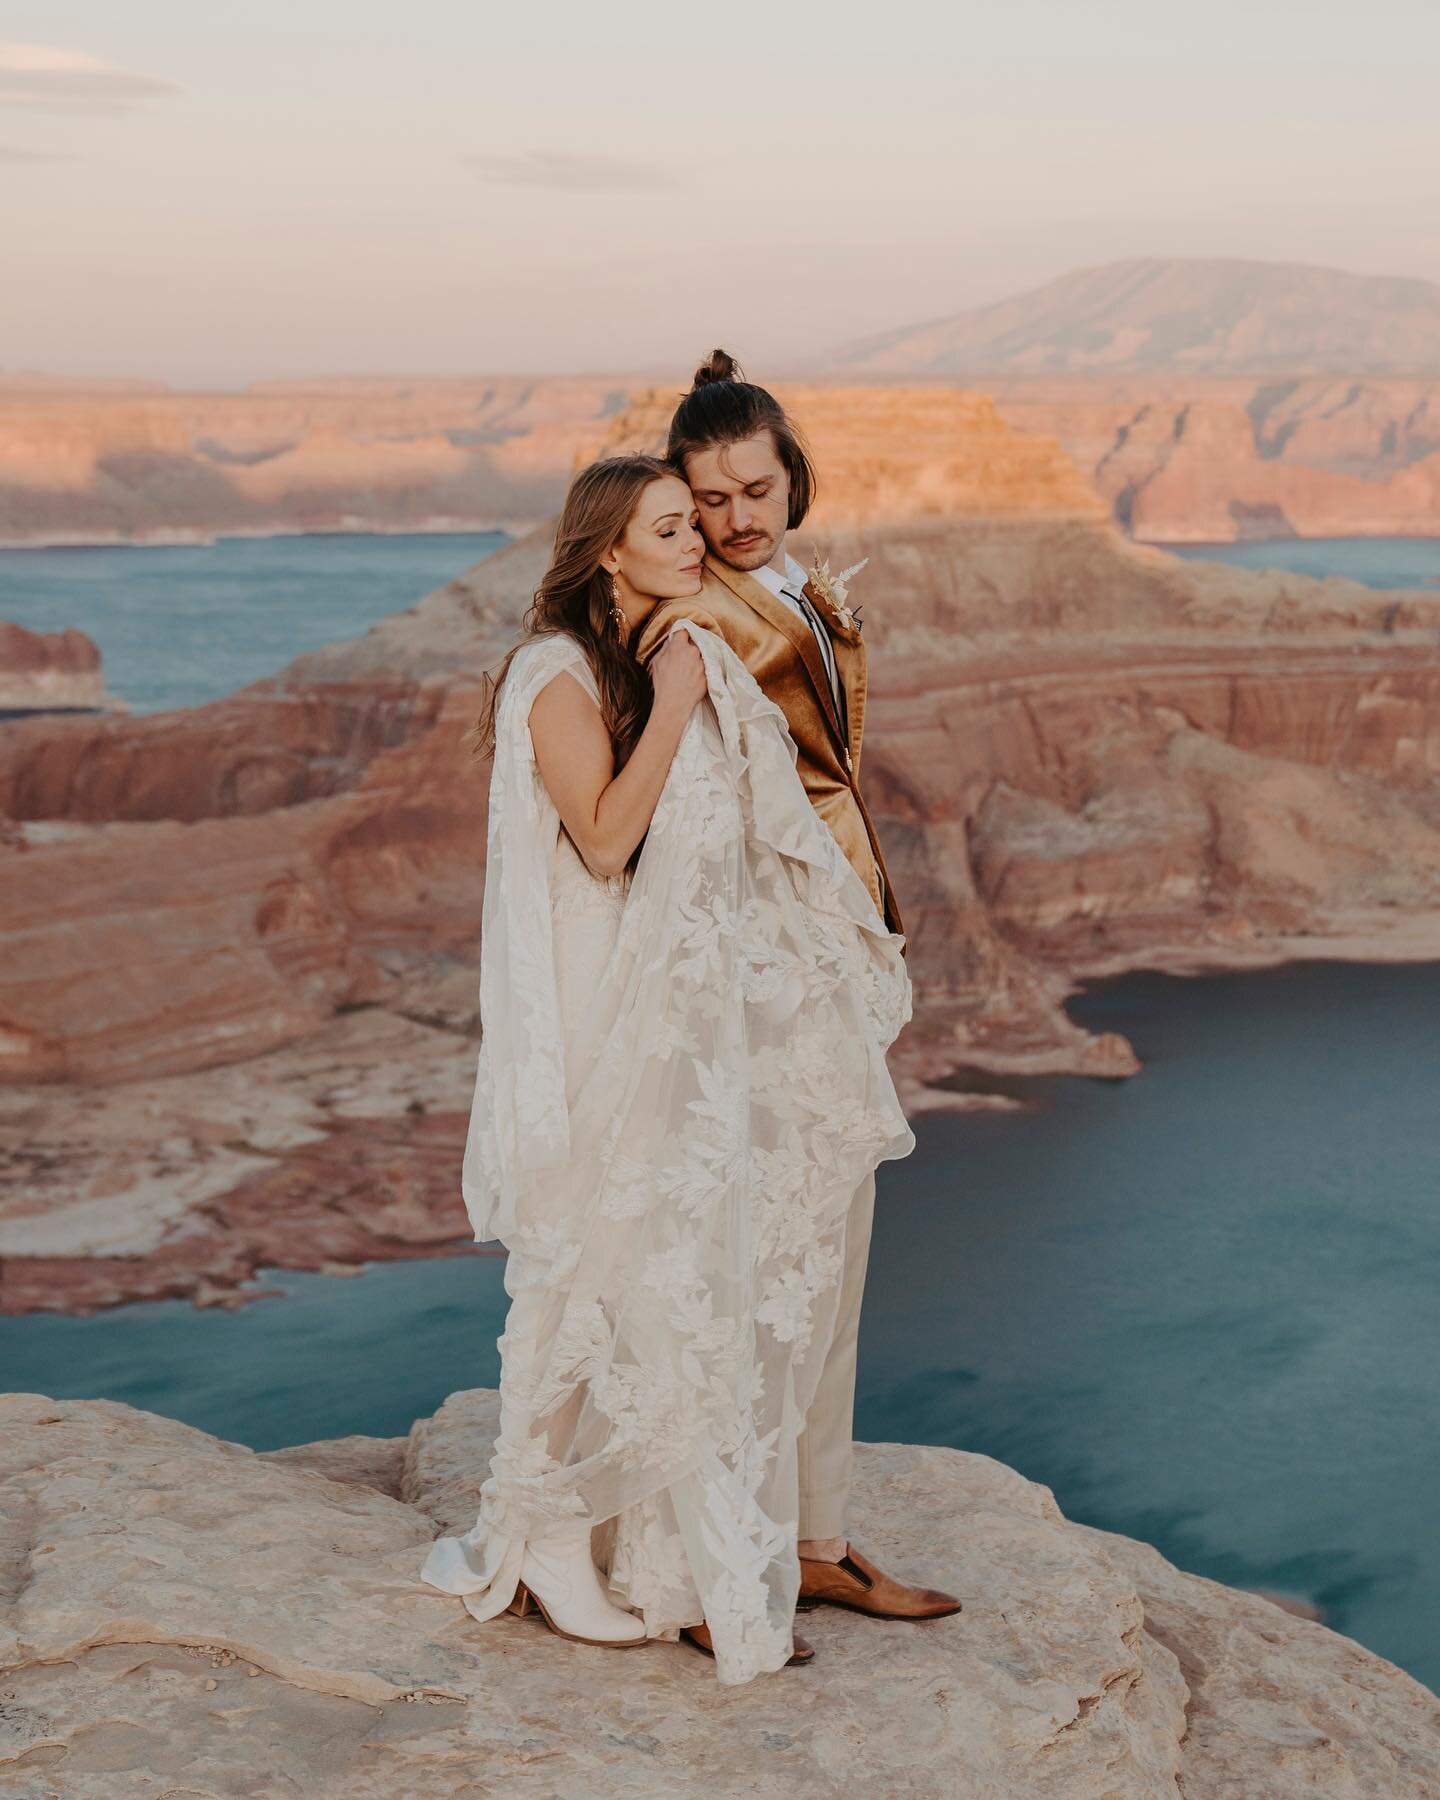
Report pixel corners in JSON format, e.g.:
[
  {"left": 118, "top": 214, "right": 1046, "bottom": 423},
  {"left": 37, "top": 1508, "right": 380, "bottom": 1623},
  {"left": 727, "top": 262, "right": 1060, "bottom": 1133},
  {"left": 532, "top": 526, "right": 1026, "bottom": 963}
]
[{"left": 5, "top": 2, "right": 1439, "bottom": 387}]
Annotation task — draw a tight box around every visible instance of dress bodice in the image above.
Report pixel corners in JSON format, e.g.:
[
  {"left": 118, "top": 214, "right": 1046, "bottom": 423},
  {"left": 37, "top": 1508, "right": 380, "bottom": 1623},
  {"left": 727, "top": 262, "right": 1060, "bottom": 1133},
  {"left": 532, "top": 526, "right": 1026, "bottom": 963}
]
[{"left": 550, "top": 824, "right": 628, "bottom": 923}]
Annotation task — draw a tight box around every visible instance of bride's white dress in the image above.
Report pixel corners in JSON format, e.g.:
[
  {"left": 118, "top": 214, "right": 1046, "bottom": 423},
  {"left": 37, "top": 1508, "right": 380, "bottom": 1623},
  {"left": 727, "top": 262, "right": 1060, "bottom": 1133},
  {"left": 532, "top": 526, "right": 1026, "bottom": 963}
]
[{"left": 420, "top": 623, "right": 914, "bottom": 1684}]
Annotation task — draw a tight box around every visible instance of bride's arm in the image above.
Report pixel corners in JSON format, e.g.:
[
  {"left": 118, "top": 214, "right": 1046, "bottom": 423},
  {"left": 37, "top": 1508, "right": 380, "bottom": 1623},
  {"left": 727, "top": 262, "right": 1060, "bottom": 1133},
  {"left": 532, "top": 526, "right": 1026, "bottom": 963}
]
[{"left": 528, "top": 634, "right": 707, "bottom": 878}]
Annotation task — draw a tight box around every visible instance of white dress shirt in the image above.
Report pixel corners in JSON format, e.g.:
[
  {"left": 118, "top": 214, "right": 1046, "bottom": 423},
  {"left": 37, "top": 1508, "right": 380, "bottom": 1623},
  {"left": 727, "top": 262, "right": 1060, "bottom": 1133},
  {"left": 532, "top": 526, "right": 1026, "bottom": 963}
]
[{"left": 750, "top": 552, "right": 843, "bottom": 718}]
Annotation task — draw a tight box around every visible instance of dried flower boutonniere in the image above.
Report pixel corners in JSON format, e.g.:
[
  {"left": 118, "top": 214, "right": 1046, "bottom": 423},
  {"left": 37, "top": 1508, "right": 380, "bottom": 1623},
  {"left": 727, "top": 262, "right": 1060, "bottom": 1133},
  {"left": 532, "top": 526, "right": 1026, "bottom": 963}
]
[{"left": 807, "top": 554, "right": 869, "bottom": 631}]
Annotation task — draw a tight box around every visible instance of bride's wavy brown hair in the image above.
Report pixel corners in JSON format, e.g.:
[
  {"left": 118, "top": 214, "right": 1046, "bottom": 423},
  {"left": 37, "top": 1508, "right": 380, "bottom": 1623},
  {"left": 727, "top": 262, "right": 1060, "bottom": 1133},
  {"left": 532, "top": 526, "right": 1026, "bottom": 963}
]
[{"left": 466, "top": 454, "right": 675, "bottom": 768}]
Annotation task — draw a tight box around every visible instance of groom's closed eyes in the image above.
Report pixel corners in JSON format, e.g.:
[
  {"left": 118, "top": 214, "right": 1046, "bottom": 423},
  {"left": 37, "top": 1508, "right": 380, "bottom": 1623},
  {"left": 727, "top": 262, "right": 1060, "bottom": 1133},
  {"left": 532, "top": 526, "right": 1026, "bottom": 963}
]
[{"left": 696, "top": 480, "right": 774, "bottom": 509}]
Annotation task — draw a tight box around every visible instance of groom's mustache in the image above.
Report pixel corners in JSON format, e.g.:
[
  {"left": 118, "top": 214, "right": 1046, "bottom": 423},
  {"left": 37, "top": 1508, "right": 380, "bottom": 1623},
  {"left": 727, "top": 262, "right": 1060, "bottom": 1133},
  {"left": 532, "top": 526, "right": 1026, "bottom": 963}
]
[{"left": 723, "top": 531, "right": 767, "bottom": 550}]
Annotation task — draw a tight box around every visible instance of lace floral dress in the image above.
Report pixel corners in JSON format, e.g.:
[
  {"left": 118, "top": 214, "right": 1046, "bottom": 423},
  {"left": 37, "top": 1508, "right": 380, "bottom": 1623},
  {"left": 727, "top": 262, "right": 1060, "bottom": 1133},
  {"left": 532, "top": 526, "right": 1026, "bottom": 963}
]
[
  {"left": 549, "top": 816, "right": 629, "bottom": 1051},
  {"left": 420, "top": 629, "right": 914, "bottom": 1684}
]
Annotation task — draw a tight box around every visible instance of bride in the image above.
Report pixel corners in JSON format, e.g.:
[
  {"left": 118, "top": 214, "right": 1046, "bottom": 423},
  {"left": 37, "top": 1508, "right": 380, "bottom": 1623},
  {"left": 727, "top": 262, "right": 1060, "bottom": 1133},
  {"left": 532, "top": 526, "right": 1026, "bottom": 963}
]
[{"left": 420, "top": 453, "right": 915, "bottom": 1684}]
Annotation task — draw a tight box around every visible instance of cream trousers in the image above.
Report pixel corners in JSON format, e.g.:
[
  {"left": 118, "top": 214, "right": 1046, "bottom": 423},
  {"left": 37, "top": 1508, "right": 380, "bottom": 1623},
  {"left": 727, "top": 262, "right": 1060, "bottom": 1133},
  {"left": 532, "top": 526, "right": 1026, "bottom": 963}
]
[{"left": 796, "top": 1167, "right": 877, "bottom": 1541}]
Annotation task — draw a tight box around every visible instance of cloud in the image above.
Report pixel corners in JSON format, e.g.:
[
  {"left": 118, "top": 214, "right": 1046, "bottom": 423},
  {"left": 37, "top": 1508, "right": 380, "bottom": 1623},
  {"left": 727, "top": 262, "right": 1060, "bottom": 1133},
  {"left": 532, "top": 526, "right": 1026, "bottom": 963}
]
[
  {"left": 462, "top": 149, "right": 680, "bottom": 193},
  {"left": 0, "top": 43, "right": 179, "bottom": 116}
]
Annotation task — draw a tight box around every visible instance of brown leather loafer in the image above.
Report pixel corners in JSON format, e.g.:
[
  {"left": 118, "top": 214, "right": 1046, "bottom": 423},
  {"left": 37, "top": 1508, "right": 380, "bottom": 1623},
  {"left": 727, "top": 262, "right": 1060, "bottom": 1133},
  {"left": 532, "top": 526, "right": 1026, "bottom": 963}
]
[
  {"left": 796, "top": 1542, "right": 962, "bottom": 1620},
  {"left": 679, "top": 1621, "right": 815, "bottom": 1665}
]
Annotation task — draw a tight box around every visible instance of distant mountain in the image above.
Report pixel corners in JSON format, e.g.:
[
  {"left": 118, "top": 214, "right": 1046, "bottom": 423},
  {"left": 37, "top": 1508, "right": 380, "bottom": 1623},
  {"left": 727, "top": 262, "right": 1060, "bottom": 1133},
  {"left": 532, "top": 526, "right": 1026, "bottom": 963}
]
[{"left": 825, "top": 257, "right": 1440, "bottom": 378}]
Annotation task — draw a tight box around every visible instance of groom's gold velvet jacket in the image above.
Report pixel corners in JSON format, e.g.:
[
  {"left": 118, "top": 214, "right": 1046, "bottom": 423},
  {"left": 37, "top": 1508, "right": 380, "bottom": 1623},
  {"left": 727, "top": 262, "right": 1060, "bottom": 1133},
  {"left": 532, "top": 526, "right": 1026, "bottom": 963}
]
[{"left": 635, "top": 553, "right": 904, "bottom": 945}]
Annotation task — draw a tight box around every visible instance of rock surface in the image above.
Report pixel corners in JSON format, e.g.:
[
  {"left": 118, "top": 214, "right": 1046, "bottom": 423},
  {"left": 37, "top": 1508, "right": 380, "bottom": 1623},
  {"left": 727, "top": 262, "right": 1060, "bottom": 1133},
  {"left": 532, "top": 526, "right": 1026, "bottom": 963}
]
[
  {"left": 0, "top": 1389, "right": 1434, "bottom": 1797},
  {"left": 0, "top": 622, "right": 118, "bottom": 715},
  {"left": 0, "top": 978, "right": 499, "bottom": 1314},
  {"left": 261, "top": 1431, "right": 408, "bottom": 1500}
]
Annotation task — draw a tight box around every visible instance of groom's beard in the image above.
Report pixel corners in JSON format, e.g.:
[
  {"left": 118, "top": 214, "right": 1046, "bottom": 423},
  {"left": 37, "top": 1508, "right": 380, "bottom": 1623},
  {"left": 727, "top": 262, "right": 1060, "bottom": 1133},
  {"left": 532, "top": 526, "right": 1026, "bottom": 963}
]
[{"left": 713, "top": 526, "right": 781, "bottom": 573}]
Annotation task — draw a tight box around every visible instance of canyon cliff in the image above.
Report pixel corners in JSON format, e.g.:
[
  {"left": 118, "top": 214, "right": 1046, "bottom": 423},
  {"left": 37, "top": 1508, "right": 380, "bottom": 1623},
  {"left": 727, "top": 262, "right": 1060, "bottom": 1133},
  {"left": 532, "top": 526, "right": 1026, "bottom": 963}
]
[
  {"left": 983, "top": 373, "right": 1440, "bottom": 543},
  {"left": 1, "top": 1389, "right": 1435, "bottom": 1796},
  {"left": 0, "top": 375, "right": 623, "bottom": 546},
  {"left": 4, "top": 362, "right": 1439, "bottom": 550},
  {"left": 2, "top": 384, "right": 1439, "bottom": 1314}
]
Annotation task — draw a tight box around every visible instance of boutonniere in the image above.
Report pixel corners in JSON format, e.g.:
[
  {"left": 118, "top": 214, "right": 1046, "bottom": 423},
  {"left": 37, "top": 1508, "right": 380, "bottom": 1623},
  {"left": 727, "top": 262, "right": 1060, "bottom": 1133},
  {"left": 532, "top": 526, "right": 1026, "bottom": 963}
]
[{"left": 807, "top": 554, "right": 868, "bottom": 633}]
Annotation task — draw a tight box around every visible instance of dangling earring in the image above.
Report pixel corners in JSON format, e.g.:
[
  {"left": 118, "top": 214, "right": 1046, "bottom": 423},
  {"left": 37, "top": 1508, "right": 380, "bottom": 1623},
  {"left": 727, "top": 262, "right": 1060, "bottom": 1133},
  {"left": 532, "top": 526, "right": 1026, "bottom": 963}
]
[{"left": 609, "top": 572, "right": 627, "bottom": 636}]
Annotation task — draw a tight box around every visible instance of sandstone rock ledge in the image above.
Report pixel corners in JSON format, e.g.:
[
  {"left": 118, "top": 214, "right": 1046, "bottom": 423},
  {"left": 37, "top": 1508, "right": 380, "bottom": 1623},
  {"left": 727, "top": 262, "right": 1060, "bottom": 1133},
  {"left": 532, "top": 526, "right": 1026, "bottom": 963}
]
[{"left": 1, "top": 1393, "right": 1434, "bottom": 1797}]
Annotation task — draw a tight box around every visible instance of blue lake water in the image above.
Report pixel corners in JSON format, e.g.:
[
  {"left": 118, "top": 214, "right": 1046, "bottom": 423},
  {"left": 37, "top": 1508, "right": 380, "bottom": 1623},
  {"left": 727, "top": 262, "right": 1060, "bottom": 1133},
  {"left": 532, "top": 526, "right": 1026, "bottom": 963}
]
[
  {"left": 2, "top": 532, "right": 1437, "bottom": 1695},
  {"left": 0, "top": 530, "right": 508, "bottom": 714},
  {"left": 1170, "top": 534, "right": 1440, "bottom": 589}
]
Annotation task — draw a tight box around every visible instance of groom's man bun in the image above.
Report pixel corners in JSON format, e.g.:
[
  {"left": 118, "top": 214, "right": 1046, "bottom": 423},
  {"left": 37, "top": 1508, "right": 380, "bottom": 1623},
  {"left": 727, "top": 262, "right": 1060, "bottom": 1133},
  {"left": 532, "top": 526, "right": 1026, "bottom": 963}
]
[
  {"left": 669, "top": 347, "right": 816, "bottom": 530},
  {"left": 691, "top": 347, "right": 742, "bottom": 387}
]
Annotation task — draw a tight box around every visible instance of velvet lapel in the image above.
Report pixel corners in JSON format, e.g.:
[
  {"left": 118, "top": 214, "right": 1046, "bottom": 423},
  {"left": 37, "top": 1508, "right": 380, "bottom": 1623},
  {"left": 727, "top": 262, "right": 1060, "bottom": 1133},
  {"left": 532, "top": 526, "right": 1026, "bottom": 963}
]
[
  {"left": 807, "top": 579, "right": 865, "bottom": 772},
  {"left": 704, "top": 554, "right": 848, "bottom": 753}
]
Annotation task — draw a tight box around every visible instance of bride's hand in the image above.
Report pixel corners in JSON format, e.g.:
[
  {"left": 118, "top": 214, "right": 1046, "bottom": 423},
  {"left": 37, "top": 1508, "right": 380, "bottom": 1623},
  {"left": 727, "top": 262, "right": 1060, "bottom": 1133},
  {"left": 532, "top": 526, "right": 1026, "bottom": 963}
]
[{"left": 650, "top": 632, "right": 708, "bottom": 717}]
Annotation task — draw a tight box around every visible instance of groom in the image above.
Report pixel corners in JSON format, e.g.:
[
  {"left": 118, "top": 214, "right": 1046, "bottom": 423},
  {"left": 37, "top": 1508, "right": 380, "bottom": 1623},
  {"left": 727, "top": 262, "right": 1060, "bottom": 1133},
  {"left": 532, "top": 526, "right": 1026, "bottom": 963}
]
[{"left": 636, "top": 351, "right": 962, "bottom": 1653}]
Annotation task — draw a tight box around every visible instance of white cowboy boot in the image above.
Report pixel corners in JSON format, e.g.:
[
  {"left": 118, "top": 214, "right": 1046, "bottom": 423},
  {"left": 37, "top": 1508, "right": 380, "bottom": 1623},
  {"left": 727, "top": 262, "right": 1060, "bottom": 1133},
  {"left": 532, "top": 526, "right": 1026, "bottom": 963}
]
[{"left": 505, "top": 1524, "right": 648, "bottom": 1647}]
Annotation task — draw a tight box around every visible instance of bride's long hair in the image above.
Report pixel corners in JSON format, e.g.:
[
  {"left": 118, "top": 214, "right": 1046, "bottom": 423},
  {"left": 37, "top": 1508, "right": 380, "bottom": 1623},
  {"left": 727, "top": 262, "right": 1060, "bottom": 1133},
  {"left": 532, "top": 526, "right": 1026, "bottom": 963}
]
[{"left": 467, "top": 454, "right": 673, "bottom": 767}]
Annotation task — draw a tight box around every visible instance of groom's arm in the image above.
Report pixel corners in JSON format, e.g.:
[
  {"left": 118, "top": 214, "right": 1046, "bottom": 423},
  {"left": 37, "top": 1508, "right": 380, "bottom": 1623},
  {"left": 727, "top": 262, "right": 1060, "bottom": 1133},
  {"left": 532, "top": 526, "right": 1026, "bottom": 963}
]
[{"left": 634, "top": 596, "right": 727, "bottom": 668}]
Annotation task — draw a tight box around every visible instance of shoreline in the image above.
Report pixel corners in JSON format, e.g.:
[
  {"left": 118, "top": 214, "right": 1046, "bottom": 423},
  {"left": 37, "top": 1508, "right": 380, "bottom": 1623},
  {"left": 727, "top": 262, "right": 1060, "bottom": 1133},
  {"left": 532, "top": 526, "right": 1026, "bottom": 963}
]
[
  {"left": 4, "top": 525, "right": 1440, "bottom": 555},
  {"left": 1146, "top": 530, "right": 1440, "bottom": 550},
  {"left": 0, "top": 519, "right": 522, "bottom": 553}
]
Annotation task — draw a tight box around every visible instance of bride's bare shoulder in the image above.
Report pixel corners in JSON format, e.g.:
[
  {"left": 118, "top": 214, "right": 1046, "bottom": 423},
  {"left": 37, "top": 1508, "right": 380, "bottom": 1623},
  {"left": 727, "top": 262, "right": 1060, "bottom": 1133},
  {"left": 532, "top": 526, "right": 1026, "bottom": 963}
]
[
  {"left": 512, "top": 640, "right": 603, "bottom": 740},
  {"left": 511, "top": 633, "right": 600, "bottom": 701}
]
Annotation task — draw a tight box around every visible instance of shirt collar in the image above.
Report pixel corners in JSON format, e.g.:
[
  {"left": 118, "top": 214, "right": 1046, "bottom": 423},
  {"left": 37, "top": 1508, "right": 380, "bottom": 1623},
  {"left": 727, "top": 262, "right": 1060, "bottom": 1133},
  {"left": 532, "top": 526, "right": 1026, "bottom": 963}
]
[{"left": 750, "top": 551, "right": 809, "bottom": 602}]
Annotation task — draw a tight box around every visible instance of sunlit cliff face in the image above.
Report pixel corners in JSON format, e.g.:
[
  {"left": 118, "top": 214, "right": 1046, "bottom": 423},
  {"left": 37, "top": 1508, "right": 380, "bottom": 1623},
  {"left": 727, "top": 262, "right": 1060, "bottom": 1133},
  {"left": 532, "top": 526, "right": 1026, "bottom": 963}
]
[{"left": 683, "top": 431, "right": 792, "bottom": 574}]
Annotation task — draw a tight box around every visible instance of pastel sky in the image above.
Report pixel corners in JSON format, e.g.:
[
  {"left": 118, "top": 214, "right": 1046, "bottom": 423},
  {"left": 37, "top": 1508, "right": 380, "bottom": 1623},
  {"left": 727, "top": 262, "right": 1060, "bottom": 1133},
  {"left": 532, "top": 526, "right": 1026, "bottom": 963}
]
[{"left": 5, "top": 1, "right": 1438, "bottom": 387}]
